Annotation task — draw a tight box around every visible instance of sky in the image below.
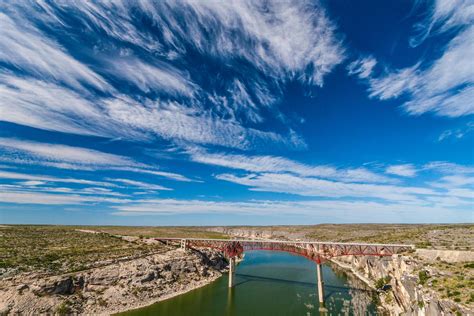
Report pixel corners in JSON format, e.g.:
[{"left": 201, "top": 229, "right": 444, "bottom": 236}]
[{"left": 0, "top": 0, "right": 472, "bottom": 225}]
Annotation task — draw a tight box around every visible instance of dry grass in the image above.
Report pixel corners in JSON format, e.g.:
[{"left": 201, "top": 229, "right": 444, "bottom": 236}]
[
  {"left": 79, "top": 225, "right": 229, "bottom": 239},
  {"left": 209, "top": 224, "right": 473, "bottom": 249},
  {"left": 0, "top": 225, "right": 168, "bottom": 274},
  {"left": 421, "top": 261, "right": 474, "bottom": 307}
]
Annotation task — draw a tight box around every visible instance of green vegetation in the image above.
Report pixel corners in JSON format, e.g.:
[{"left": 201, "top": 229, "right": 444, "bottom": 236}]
[
  {"left": 78, "top": 225, "right": 229, "bottom": 239},
  {"left": 374, "top": 276, "right": 392, "bottom": 290},
  {"left": 242, "top": 224, "right": 473, "bottom": 249},
  {"left": 0, "top": 225, "right": 170, "bottom": 274},
  {"left": 1, "top": 224, "right": 472, "bottom": 309},
  {"left": 55, "top": 301, "right": 71, "bottom": 315},
  {"left": 418, "top": 270, "right": 430, "bottom": 285},
  {"left": 430, "top": 261, "right": 474, "bottom": 307}
]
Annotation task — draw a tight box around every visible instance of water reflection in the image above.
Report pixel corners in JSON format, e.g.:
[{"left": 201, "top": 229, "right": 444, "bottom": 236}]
[{"left": 119, "top": 251, "right": 378, "bottom": 316}]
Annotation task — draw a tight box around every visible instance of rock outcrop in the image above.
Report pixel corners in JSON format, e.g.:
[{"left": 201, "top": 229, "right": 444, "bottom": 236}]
[
  {"left": 0, "top": 248, "right": 227, "bottom": 315},
  {"left": 332, "top": 255, "right": 472, "bottom": 315}
]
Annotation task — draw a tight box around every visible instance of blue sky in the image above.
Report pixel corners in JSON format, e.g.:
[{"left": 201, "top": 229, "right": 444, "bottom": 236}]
[{"left": 0, "top": 0, "right": 472, "bottom": 225}]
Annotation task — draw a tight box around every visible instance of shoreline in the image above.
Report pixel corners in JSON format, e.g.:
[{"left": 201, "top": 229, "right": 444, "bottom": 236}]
[
  {"left": 0, "top": 248, "right": 228, "bottom": 315},
  {"left": 111, "top": 272, "right": 223, "bottom": 315},
  {"left": 329, "top": 258, "right": 375, "bottom": 289}
]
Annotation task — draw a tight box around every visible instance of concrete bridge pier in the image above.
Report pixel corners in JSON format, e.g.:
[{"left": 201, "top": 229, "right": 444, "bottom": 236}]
[
  {"left": 228, "top": 257, "right": 235, "bottom": 288},
  {"left": 316, "top": 263, "right": 327, "bottom": 312},
  {"left": 180, "top": 239, "right": 187, "bottom": 251}
]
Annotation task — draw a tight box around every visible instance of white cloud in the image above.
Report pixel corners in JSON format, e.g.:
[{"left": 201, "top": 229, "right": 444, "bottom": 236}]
[
  {"left": 0, "top": 0, "right": 345, "bottom": 150},
  {"left": 0, "top": 138, "right": 192, "bottom": 182},
  {"left": 438, "top": 121, "right": 474, "bottom": 141},
  {"left": 19, "top": 181, "right": 45, "bottom": 186},
  {"left": 409, "top": 0, "right": 473, "bottom": 47},
  {"left": 112, "top": 167, "right": 193, "bottom": 182},
  {"left": 0, "top": 75, "right": 122, "bottom": 137},
  {"left": 0, "top": 170, "right": 116, "bottom": 187},
  {"left": 46, "top": 0, "right": 345, "bottom": 86},
  {"left": 0, "top": 13, "right": 110, "bottom": 92},
  {"left": 0, "top": 137, "right": 132, "bottom": 166},
  {"left": 0, "top": 73, "right": 304, "bottom": 150},
  {"left": 111, "top": 198, "right": 472, "bottom": 223},
  {"left": 365, "top": 1, "right": 474, "bottom": 117},
  {"left": 107, "top": 178, "right": 172, "bottom": 191},
  {"left": 368, "top": 64, "right": 419, "bottom": 100},
  {"left": 215, "top": 172, "right": 434, "bottom": 202},
  {"left": 423, "top": 161, "right": 474, "bottom": 175},
  {"left": 429, "top": 175, "right": 474, "bottom": 190},
  {"left": 106, "top": 58, "right": 196, "bottom": 97},
  {"left": 347, "top": 56, "right": 377, "bottom": 79},
  {"left": 188, "top": 148, "right": 392, "bottom": 183},
  {"left": 385, "top": 164, "right": 417, "bottom": 177},
  {"left": 0, "top": 190, "right": 127, "bottom": 205},
  {"left": 103, "top": 97, "right": 303, "bottom": 150}
]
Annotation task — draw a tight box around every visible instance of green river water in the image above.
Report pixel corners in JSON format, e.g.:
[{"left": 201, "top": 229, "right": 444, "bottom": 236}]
[{"left": 120, "top": 250, "right": 378, "bottom": 316}]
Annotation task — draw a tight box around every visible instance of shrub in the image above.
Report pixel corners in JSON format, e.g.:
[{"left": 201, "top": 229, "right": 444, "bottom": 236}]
[
  {"left": 418, "top": 270, "right": 429, "bottom": 285},
  {"left": 55, "top": 302, "right": 71, "bottom": 316},
  {"left": 375, "top": 276, "right": 392, "bottom": 290},
  {"left": 98, "top": 298, "right": 108, "bottom": 307},
  {"left": 463, "top": 262, "right": 474, "bottom": 269}
]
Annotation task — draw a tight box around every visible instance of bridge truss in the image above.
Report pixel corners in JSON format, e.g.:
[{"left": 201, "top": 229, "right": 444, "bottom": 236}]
[
  {"left": 155, "top": 237, "right": 413, "bottom": 264},
  {"left": 156, "top": 237, "right": 413, "bottom": 309}
]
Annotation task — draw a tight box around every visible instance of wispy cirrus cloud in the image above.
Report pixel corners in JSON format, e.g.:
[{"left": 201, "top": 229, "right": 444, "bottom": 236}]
[
  {"left": 0, "top": 0, "right": 345, "bottom": 150},
  {"left": 409, "top": 0, "right": 473, "bottom": 47},
  {"left": 188, "top": 148, "right": 393, "bottom": 183},
  {"left": 0, "top": 75, "right": 299, "bottom": 149},
  {"left": 111, "top": 198, "right": 472, "bottom": 223},
  {"left": 0, "top": 13, "right": 110, "bottom": 92},
  {"left": 385, "top": 164, "right": 417, "bottom": 177},
  {"left": 347, "top": 56, "right": 377, "bottom": 79},
  {"left": 348, "top": 0, "right": 473, "bottom": 118},
  {"left": 0, "top": 189, "right": 128, "bottom": 205},
  {"left": 369, "top": 27, "right": 474, "bottom": 117},
  {"left": 0, "top": 138, "right": 192, "bottom": 182},
  {"left": 106, "top": 178, "right": 171, "bottom": 191},
  {"left": 423, "top": 161, "right": 474, "bottom": 175},
  {"left": 0, "top": 137, "right": 133, "bottom": 167},
  {"left": 105, "top": 58, "right": 197, "bottom": 97},
  {"left": 0, "top": 170, "right": 170, "bottom": 202},
  {"left": 438, "top": 121, "right": 474, "bottom": 141},
  {"left": 215, "top": 172, "right": 434, "bottom": 202},
  {"left": 0, "top": 170, "right": 116, "bottom": 187}
]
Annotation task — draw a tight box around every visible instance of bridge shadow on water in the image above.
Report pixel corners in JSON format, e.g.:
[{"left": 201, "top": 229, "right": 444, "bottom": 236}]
[{"left": 234, "top": 273, "right": 373, "bottom": 300}]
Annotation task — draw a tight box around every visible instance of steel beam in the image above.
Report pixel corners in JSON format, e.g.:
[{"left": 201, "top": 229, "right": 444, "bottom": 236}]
[
  {"left": 228, "top": 257, "right": 235, "bottom": 288},
  {"left": 316, "top": 263, "right": 326, "bottom": 311}
]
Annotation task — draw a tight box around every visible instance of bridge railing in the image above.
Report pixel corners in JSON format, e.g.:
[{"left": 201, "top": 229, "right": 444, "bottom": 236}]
[{"left": 155, "top": 237, "right": 414, "bottom": 263}]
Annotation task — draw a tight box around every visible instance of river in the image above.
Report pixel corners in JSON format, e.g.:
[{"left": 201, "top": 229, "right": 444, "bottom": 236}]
[{"left": 119, "top": 250, "right": 379, "bottom": 315}]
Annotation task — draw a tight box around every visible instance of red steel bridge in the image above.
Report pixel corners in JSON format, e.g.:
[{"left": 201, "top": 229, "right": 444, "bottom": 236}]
[{"left": 156, "top": 237, "right": 414, "bottom": 309}]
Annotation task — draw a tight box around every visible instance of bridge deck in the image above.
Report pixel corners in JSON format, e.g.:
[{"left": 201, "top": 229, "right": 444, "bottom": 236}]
[{"left": 154, "top": 237, "right": 415, "bottom": 249}]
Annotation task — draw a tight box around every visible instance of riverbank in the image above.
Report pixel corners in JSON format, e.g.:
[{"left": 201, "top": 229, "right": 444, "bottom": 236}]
[
  {"left": 0, "top": 248, "right": 227, "bottom": 315},
  {"left": 208, "top": 225, "right": 473, "bottom": 315},
  {"left": 331, "top": 254, "right": 473, "bottom": 315}
]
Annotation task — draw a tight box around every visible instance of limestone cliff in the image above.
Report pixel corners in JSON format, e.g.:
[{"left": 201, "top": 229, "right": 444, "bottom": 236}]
[
  {"left": 0, "top": 248, "right": 227, "bottom": 315},
  {"left": 332, "top": 255, "right": 472, "bottom": 316}
]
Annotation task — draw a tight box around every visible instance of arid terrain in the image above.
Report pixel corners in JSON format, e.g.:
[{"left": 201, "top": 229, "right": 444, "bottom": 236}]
[{"left": 1, "top": 224, "right": 472, "bottom": 314}]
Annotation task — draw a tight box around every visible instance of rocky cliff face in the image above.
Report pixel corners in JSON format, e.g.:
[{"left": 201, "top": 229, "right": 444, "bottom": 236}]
[
  {"left": 0, "top": 248, "right": 227, "bottom": 315},
  {"left": 332, "top": 255, "right": 471, "bottom": 316},
  {"left": 208, "top": 227, "right": 305, "bottom": 240}
]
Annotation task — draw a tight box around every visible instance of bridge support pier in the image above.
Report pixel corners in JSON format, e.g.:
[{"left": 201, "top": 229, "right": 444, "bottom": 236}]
[
  {"left": 228, "top": 257, "right": 235, "bottom": 288},
  {"left": 316, "top": 263, "right": 327, "bottom": 312},
  {"left": 180, "top": 239, "right": 187, "bottom": 251}
]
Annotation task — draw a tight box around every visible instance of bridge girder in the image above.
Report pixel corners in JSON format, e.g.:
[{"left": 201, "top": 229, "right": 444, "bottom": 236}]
[{"left": 156, "top": 238, "right": 413, "bottom": 263}]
